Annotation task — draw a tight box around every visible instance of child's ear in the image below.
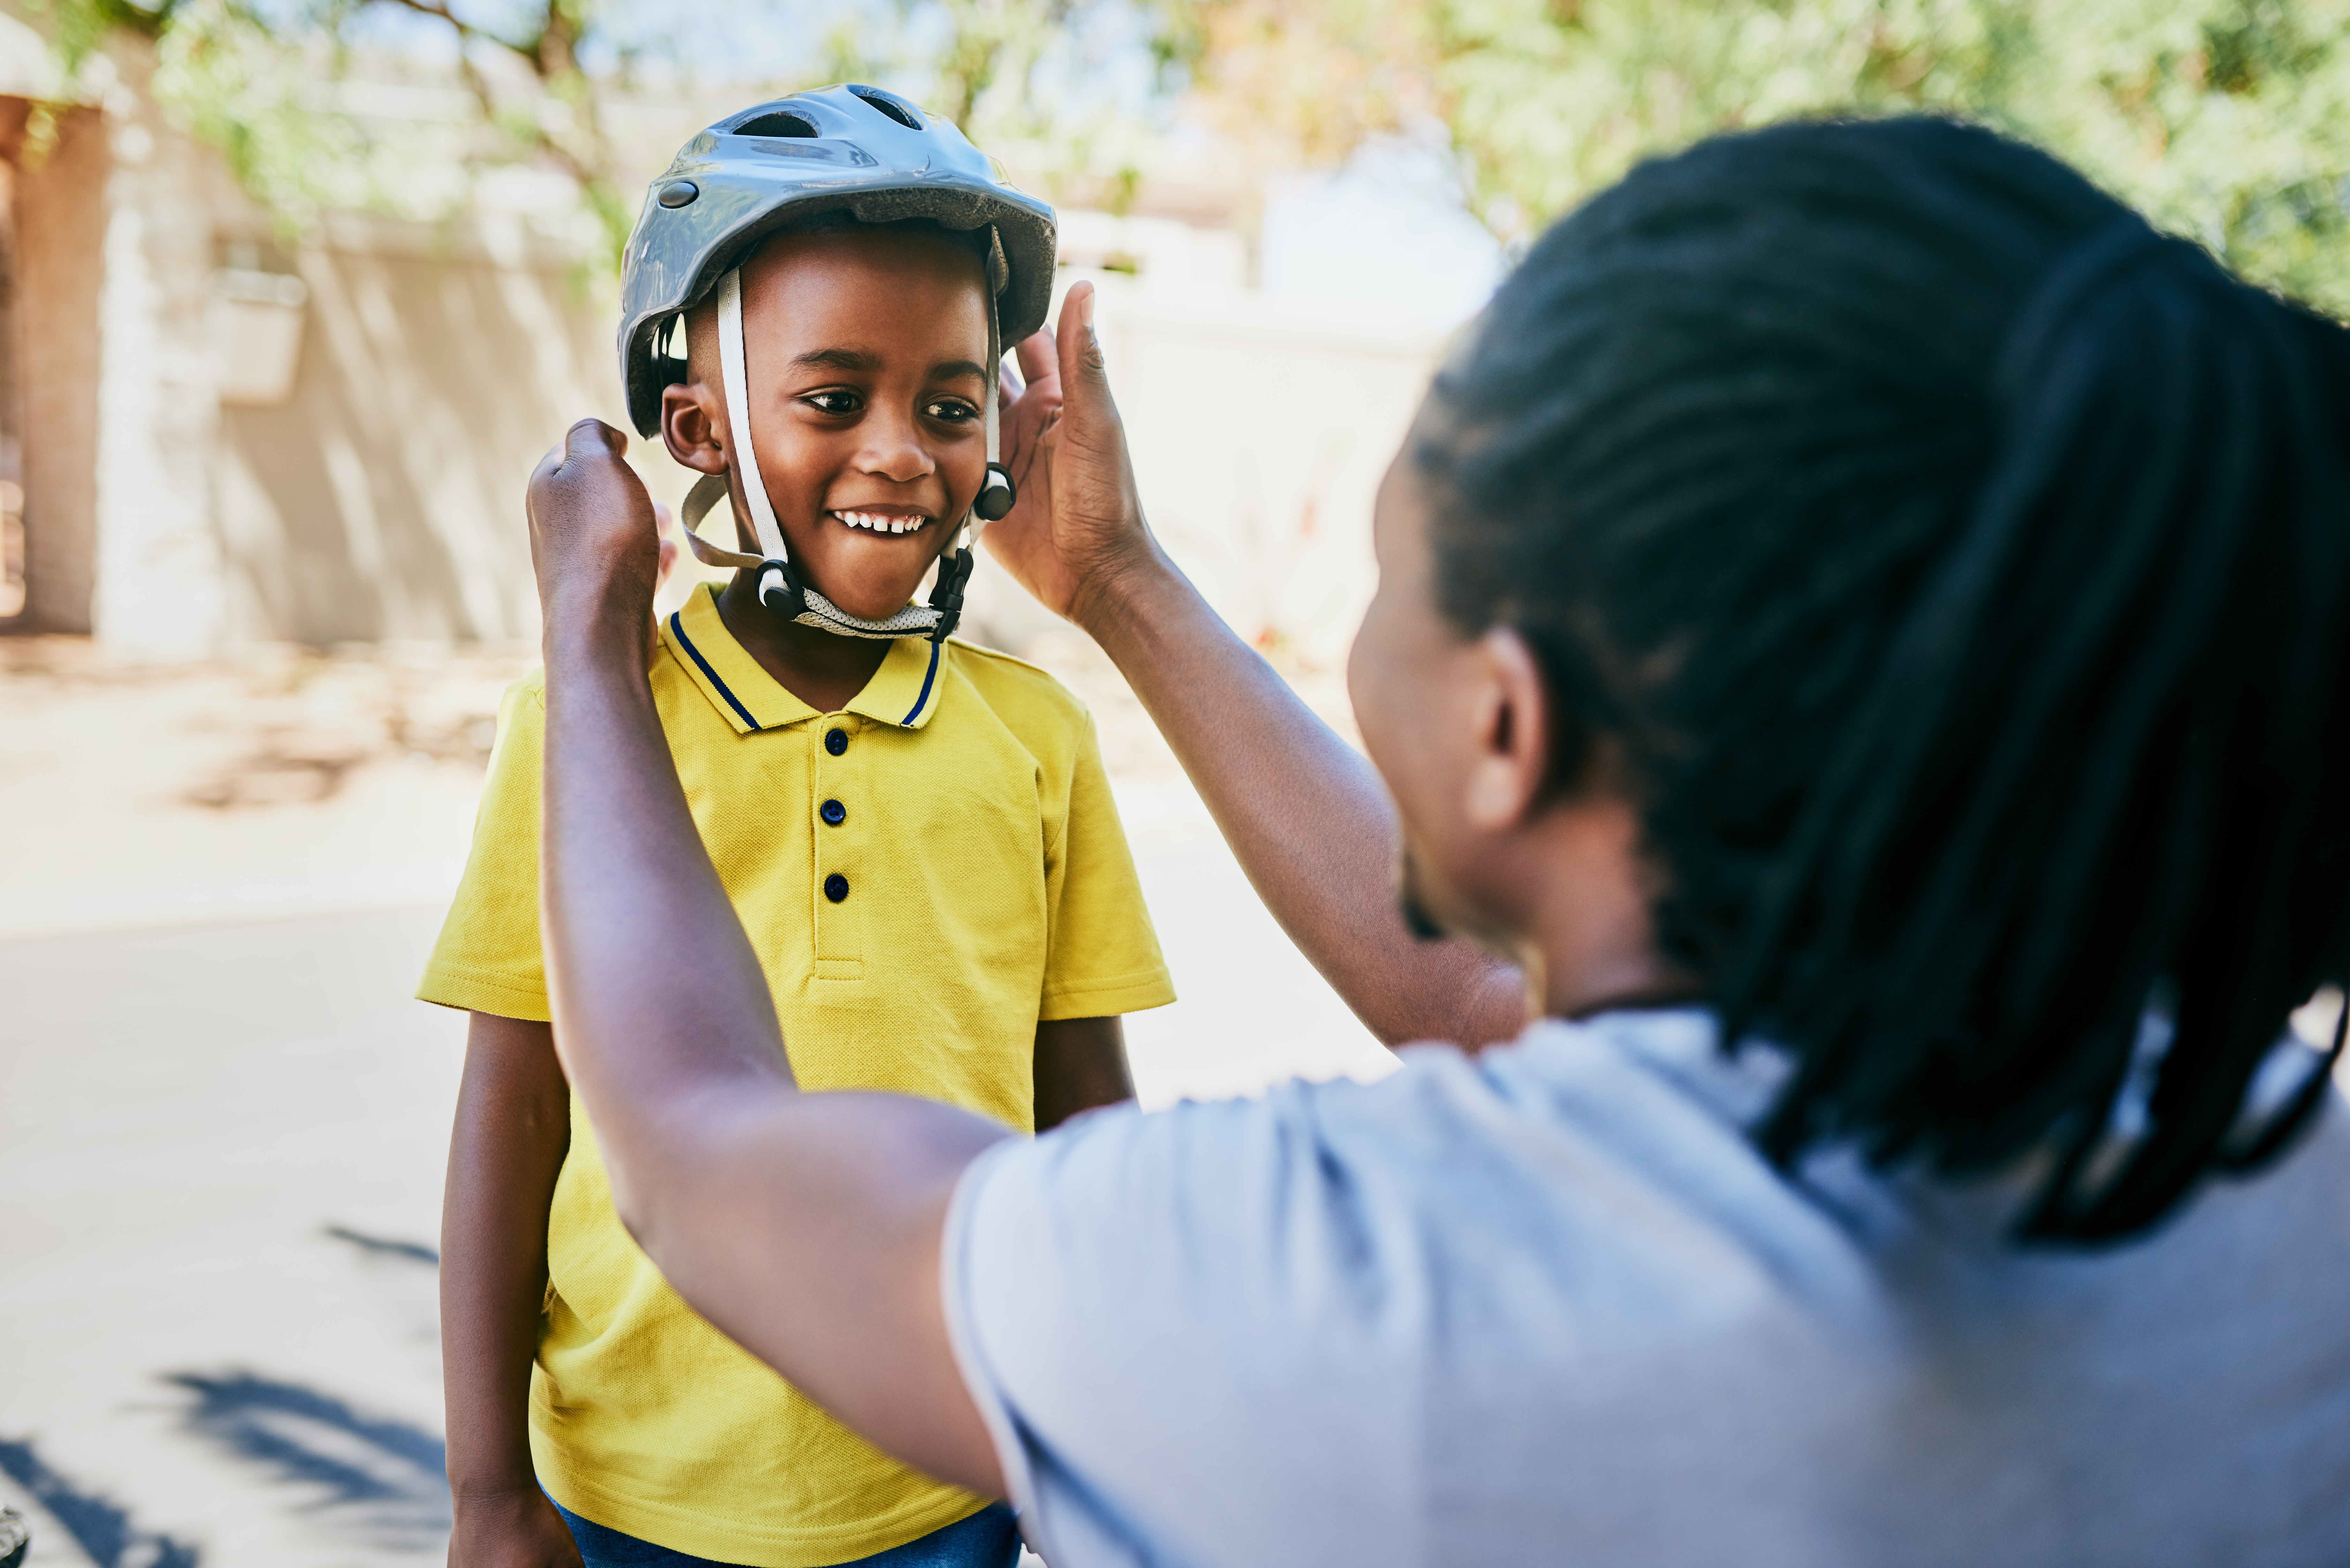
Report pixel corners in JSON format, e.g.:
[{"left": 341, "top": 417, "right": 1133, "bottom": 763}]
[{"left": 661, "top": 381, "right": 729, "bottom": 476}]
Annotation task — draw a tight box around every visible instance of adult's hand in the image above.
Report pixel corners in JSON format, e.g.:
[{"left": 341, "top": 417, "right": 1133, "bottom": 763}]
[
  {"left": 527, "top": 418, "right": 662, "bottom": 661},
  {"left": 987, "top": 282, "right": 1157, "bottom": 628},
  {"left": 982, "top": 288, "right": 1528, "bottom": 1051}
]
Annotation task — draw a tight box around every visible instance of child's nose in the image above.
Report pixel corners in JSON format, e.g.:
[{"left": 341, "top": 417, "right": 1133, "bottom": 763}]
[{"left": 854, "top": 410, "right": 935, "bottom": 485}]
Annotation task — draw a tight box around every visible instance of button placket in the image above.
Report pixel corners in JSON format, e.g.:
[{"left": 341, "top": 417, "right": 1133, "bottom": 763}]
[{"left": 812, "top": 717, "right": 860, "bottom": 965}]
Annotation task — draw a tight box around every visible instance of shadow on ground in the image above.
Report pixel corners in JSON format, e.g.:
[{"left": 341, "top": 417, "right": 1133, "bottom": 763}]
[
  {"left": 324, "top": 1224, "right": 440, "bottom": 1267},
  {"left": 167, "top": 1371, "right": 450, "bottom": 1551},
  {"left": 0, "top": 1436, "right": 202, "bottom": 1567}
]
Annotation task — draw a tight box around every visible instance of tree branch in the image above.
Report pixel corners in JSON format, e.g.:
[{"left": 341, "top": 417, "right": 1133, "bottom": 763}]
[{"left": 370, "top": 0, "right": 531, "bottom": 58}]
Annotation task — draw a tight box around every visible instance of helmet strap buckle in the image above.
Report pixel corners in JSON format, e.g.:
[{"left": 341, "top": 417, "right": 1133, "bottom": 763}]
[
  {"left": 926, "top": 537, "right": 974, "bottom": 643},
  {"left": 757, "top": 558, "right": 804, "bottom": 618},
  {"left": 974, "top": 462, "right": 1016, "bottom": 522}
]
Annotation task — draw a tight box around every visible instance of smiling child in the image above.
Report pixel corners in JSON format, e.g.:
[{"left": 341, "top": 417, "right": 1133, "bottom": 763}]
[{"left": 417, "top": 90, "right": 1173, "bottom": 1568}]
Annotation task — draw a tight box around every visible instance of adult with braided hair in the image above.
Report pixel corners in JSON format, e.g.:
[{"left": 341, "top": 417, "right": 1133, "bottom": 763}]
[{"left": 514, "top": 116, "right": 2350, "bottom": 1565}]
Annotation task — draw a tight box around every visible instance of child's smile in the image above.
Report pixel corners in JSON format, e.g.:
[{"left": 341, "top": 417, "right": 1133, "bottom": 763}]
[{"left": 829, "top": 505, "right": 933, "bottom": 536}]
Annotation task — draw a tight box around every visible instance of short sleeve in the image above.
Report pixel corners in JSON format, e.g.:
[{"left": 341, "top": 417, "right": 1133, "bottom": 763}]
[
  {"left": 416, "top": 676, "right": 550, "bottom": 1021},
  {"left": 1036, "top": 711, "right": 1175, "bottom": 1021},
  {"left": 939, "top": 1084, "right": 1422, "bottom": 1568},
  {"left": 939, "top": 1018, "right": 1892, "bottom": 1568}
]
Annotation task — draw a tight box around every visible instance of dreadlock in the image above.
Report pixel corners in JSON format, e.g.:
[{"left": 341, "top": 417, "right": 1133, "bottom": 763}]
[{"left": 1420, "top": 115, "right": 2350, "bottom": 1243}]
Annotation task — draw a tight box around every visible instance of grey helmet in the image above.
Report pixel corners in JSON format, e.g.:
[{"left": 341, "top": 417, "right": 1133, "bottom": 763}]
[{"left": 617, "top": 85, "right": 1058, "bottom": 642}]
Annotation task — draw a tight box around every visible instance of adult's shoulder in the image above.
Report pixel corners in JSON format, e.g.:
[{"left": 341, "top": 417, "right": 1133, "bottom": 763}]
[{"left": 943, "top": 1015, "right": 1885, "bottom": 1566}]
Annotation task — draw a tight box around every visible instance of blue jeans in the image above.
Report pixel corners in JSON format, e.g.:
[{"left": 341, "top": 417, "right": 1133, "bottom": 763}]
[{"left": 549, "top": 1498, "right": 1021, "bottom": 1568}]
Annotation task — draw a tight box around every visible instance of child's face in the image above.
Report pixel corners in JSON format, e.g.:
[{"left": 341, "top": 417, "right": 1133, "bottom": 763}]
[{"left": 671, "top": 227, "right": 992, "bottom": 622}]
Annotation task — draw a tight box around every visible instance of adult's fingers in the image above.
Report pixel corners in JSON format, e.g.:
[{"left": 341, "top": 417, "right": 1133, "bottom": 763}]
[
  {"left": 1058, "top": 282, "right": 1103, "bottom": 403},
  {"left": 1013, "top": 326, "right": 1057, "bottom": 387},
  {"left": 566, "top": 417, "right": 626, "bottom": 460}
]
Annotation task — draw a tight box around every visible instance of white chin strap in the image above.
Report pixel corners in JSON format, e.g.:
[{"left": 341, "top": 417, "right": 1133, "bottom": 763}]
[{"left": 677, "top": 261, "right": 1003, "bottom": 641}]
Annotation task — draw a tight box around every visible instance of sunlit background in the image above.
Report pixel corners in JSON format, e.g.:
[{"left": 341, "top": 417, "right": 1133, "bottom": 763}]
[{"left": 4, "top": 1, "right": 2349, "bottom": 1562}]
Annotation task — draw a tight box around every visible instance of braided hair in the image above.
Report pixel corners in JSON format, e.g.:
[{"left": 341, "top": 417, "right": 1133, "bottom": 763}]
[{"left": 1420, "top": 116, "right": 2350, "bottom": 1243}]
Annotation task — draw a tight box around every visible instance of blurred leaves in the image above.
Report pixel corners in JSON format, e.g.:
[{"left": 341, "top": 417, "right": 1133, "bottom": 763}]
[
  {"left": 822, "top": 0, "right": 1194, "bottom": 211},
  {"left": 142, "top": 0, "right": 633, "bottom": 262},
  {"left": 47, "top": 0, "right": 1190, "bottom": 269},
  {"left": 1179, "top": 0, "right": 2350, "bottom": 313},
  {"left": 36, "top": 0, "right": 2350, "bottom": 311},
  {"left": 152, "top": 0, "right": 480, "bottom": 234}
]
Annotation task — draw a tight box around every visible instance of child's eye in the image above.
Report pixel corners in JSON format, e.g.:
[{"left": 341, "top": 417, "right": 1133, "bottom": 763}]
[
  {"left": 925, "top": 398, "right": 980, "bottom": 425},
  {"left": 802, "top": 390, "right": 862, "bottom": 416}
]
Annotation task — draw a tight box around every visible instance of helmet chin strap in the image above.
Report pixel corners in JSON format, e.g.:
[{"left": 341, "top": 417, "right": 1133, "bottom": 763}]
[{"left": 676, "top": 254, "right": 1014, "bottom": 643}]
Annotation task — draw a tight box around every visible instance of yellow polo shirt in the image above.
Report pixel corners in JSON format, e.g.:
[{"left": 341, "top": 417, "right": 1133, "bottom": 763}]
[{"left": 418, "top": 584, "right": 1174, "bottom": 1566}]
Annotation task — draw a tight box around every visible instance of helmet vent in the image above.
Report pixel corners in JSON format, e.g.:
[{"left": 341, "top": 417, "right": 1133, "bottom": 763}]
[
  {"left": 735, "top": 110, "right": 818, "bottom": 139},
  {"left": 848, "top": 87, "right": 922, "bottom": 130}
]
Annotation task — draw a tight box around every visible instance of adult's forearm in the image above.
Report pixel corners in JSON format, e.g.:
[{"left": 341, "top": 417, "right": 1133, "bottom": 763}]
[
  {"left": 540, "top": 601, "right": 789, "bottom": 1109},
  {"left": 1078, "top": 549, "right": 1526, "bottom": 1049}
]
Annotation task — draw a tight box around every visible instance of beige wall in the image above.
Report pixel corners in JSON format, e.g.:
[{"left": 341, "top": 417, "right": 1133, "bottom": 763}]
[
  {"left": 214, "top": 218, "right": 660, "bottom": 646},
  {"left": 213, "top": 245, "right": 1437, "bottom": 661},
  {"left": 0, "top": 43, "right": 1428, "bottom": 659},
  {"left": 12, "top": 103, "right": 104, "bottom": 634},
  {"left": 1085, "top": 277, "right": 1440, "bottom": 665},
  {"left": 94, "top": 34, "right": 225, "bottom": 657}
]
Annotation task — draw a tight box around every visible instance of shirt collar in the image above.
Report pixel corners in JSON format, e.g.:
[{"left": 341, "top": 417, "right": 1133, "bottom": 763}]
[
  {"left": 661, "top": 584, "right": 947, "bottom": 735},
  {"left": 850, "top": 632, "right": 949, "bottom": 730}
]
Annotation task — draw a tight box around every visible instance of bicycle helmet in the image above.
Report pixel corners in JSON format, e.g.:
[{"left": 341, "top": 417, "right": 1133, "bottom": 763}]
[{"left": 617, "top": 85, "right": 1058, "bottom": 641}]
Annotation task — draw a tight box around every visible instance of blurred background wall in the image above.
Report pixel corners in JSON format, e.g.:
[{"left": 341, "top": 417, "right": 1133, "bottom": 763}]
[
  {"left": 0, "top": 0, "right": 1471, "bottom": 661},
  {"left": 10, "top": 0, "right": 2341, "bottom": 666}
]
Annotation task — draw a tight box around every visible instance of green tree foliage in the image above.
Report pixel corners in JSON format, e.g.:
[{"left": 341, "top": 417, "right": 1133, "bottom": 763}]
[
  {"left": 820, "top": 0, "right": 1193, "bottom": 212},
  {"left": 1183, "top": 0, "right": 2350, "bottom": 313},
  {"left": 37, "top": 0, "right": 1183, "bottom": 271},
  {"left": 149, "top": 0, "right": 500, "bottom": 235}
]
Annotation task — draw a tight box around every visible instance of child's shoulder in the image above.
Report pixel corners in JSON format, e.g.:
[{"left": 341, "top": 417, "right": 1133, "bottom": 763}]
[
  {"left": 493, "top": 667, "right": 549, "bottom": 725},
  {"left": 945, "top": 638, "right": 1090, "bottom": 730},
  {"left": 484, "top": 668, "right": 548, "bottom": 751}
]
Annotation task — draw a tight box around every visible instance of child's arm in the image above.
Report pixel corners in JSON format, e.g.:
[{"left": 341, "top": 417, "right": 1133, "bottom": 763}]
[
  {"left": 1034, "top": 1016, "right": 1132, "bottom": 1130},
  {"left": 441, "top": 1011, "right": 583, "bottom": 1568}
]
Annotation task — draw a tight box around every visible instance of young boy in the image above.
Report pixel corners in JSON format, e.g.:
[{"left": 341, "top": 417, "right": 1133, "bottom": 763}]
[{"left": 420, "top": 87, "right": 1173, "bottom": 1568}]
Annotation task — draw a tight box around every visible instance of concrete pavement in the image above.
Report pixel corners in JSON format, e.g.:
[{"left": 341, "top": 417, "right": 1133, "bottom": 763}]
[{"left": 0, "top": 811, "right": 1390, "bottom": 1565}]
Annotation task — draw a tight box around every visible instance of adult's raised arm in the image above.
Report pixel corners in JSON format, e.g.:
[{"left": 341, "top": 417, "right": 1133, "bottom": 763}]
[
  {"left": 524, "top": 419, "right": 1010, "bottom": 1497},
  {"left": 987, "top": 286, "right": 1526, "bottom": 1050}
]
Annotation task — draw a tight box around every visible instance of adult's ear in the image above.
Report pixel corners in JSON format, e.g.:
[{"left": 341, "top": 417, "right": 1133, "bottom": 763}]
[
  {"left": 1461, "top": 626, "right": 1553, "bottom": 833},
  {"left": 660, "top": 381, "right": 729, "bottom": 477}
]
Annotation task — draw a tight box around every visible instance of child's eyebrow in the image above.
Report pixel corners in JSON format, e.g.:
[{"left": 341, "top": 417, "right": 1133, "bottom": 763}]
[
  {"left": 789, "top": 350, "right": 986, "bottom": 383},
  {"left": 795, "top": 348, "right": 881, "bottom": 372}
]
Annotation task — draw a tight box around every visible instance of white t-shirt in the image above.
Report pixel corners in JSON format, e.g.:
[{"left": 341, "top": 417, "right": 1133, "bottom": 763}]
[{"left": 940, "top": 1008, "right": 2350, "bottom": 1567}]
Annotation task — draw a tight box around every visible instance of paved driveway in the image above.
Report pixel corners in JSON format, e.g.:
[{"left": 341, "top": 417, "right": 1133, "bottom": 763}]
[{"left": 0, "top": 815, "right": 1389, "bottom": 1566}]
